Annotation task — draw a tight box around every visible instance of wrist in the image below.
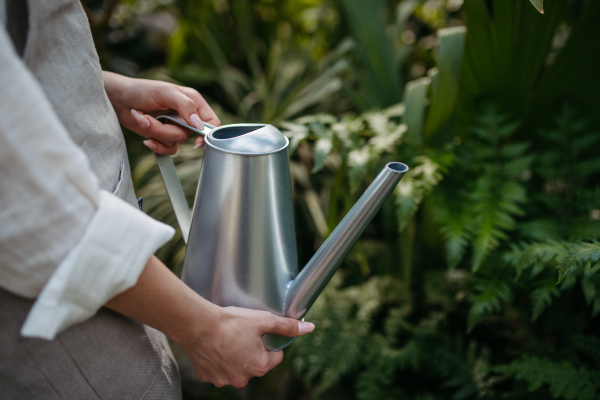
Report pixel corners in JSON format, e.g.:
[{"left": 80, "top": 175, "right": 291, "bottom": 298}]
[
  {"left": 102, "top": 71, "right": 131, "bottom": 114},
  {"left": 167, "top": 294, "right": 224, "bottom": 347}
]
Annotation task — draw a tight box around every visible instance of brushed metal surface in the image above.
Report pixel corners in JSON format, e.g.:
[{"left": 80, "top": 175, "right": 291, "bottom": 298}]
[
  {"left": 154, "top": 113, "right": 408, "bottom": 351},
  {"left": 284, "top": 162, "right": 409, "bottom": 319},
  {"left": 183, "top": 145, "right": 299, "bottom": 351},
  {"left": 155, "top": 154, "right": 193, "bottom": 244}
]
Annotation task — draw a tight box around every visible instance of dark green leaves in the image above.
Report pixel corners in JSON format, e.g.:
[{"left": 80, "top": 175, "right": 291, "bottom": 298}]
[
  {"left": 497, "top": 357, "right": 600, "bottom": 400},
  {"left": 433, "top": 103, "right": 530, "bottom": 271}
]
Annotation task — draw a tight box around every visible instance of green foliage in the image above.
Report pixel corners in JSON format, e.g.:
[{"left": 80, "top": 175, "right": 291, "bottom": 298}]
[
  {"left": 528, "top": 104, "right": 600, "bottom": 241},
  {"left": 467, "top": 273, "right": 513, "bottom": 331},
  {"left": 433, "top": 103, "right": 530, "bottom": 271},
  {"left": 506, "top": 240, "right": 600, "bottom": 319},
  {"left": 496, "top": 356, "right": 599, "bottom": 400},
  {"left": 118, "top": 0, "right": 600, "bottom": 399},
  {"left": 424, "top": 26, "right": 466, "bottom": 137},
  {"left": 395, "top": 156, "right": 442, "bottom": 232},
  {"left": 340, "top": 0, "right": 403, "bottom": 109},
  {"left": 292, "top": 271, "right": 498, "bottom": 400}
]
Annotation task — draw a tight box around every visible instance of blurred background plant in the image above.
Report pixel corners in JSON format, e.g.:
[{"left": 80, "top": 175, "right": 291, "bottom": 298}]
[{"left": 83, "top": 0, "right": 600, "bottom": 398}]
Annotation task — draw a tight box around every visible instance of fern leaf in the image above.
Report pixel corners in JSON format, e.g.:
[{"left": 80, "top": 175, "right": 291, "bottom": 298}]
[
  {"left": 435, "top": 199, "right": 473, "bottom": 269},
  {"left": 506, "top": 241, "right": 567, "bottom": 278},
  {"left": 468, "top": 280, "right": 512, "bottom": 331},
  {"left": 496, "top": 357, "right": 599, "bottom": 400},
  {"left": 470, "top": 180, "right": 526, "bottom": 271},
  {"left": 531, "top": 280, "right": 560, "bottom": 320},
  {"left": 557, "top": 241, "right": 600, "bottom": 281}
]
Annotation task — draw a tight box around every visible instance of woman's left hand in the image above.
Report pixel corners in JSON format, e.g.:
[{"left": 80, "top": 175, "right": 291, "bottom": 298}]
[{"left": 103, "top": 71, "right": 221, "bottom": 155}]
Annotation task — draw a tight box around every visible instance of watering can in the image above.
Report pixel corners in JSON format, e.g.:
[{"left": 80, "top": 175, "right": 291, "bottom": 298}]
[{"left": 154, "top": 112, "right": 408, "bottom": 351}]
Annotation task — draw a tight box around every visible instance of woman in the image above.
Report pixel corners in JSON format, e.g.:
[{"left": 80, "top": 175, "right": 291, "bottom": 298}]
[{"left": 0, "top": 0, "right": 314, "bottom": 398}]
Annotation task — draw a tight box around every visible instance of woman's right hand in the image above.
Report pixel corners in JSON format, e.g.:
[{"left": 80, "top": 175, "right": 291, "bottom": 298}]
[{"left": 178, "top": 306, "right": 315, "bottom": 388}]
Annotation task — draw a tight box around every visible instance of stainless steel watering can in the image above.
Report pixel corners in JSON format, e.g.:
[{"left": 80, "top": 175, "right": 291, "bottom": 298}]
[{"left": 154, "top": 112, "right": 408, "bottom": 351}]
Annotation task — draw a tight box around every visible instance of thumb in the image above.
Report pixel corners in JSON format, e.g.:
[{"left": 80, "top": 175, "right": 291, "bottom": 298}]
[{"left": 262, "top": 316, "right": 315, "bottom": 337}]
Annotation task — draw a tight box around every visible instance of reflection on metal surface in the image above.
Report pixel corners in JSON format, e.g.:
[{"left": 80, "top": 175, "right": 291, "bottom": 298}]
[{"left": 155, "top": 113, "right": 408, "bottom": 350}]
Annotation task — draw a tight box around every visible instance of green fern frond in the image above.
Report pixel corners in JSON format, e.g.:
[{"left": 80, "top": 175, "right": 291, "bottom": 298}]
[
  {"left": 432, "top": 191, "right": 473, "bottom": 268},
  {"left": 531, "top": 280, "right": 561, "bottom": 320},
  {"left": 468, "top": 279, "right": 512, "bottom": 331},
  {"left": 557, "top": 241, "right": 600, "bottom": 281},
  {"left": 292, "top": 275, "right": 407, "bottom": 396},
  {"left": 439, "top": 102, "right": 530, "bottom": 272},
  {"left": 496, "top": 356, "right": 600, "bottom": 400},
  {"left": 470, "top": 180, "right": 526, "bottom": 271},
  {"left": 505, "top": 241, "right": 567, "bottom": 278}
]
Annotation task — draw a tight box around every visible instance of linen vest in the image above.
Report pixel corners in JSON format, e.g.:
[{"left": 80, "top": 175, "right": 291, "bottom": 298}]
[{"left": 0, "top": 1, "right": 182, "bottom": 398}]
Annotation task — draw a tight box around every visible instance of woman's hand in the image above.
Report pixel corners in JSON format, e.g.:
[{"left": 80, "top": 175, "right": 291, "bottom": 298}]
[
  {"left": 105, "top": 256, "right": 315, "bottom": 388},
  {"left": 179, "top": 307, "right": 315, "bottom": 388},
  {"left": 103, "top": 71, "right": 220, "bottom": 155}
]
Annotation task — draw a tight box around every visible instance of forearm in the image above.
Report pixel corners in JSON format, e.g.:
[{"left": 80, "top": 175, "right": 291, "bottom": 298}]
[
  {"left": 105, "top": 255, "right": 219, "bottom": 344},
  {"left": 104, "top": 256, "right": 314, "bottom": 388},
  {"left": 102, "top": 71, "right": 131, "bottom": 116}
]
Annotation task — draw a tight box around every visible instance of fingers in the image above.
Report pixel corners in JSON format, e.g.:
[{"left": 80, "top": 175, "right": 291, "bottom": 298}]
[
  {"left": 143, "top": 139, "right": 179, "bottom": 156},
  {"left": 193, "top": 136, "right": 205, "bottom": 149},
  {"left": 149, "top": 85, "right": 205, "bottom": 130},
  {"left": 266, "top": 350, "right": 284, "bottom": 371},
  {"left": 131, "top": 110, "right": 191, "bottom": 143},
  {"left": 261, "top": 315, "right": 315, "bottom": 337},
  {"left": 177, "top": 86, "right": 221, "bottom": 127}
]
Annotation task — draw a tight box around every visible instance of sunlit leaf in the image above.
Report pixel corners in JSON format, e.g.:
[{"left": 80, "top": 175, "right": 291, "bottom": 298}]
[{"left": 529, "top": 0, "right": 544, "bottom": 14}]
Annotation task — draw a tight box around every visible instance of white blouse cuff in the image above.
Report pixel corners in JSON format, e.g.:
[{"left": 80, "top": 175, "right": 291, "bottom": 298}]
[{"left": 20, "top": 190, "right": 175, "bottom": 339}]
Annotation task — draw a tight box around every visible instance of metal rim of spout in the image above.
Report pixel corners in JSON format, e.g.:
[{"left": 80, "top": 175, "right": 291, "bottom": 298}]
[{"left": 386, "top": 162, "right": 409, "bottom": 173}]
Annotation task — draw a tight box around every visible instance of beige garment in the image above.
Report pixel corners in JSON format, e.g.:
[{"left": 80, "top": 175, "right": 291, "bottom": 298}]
[{"left": 0, "top": 0, "right": 182, "bottom": 397}]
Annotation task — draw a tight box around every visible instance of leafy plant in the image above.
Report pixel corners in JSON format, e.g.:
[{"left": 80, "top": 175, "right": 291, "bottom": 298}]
[
  {"left": 123, "top": 1, "right": 600, "bottom": 399},
  {"left": 496, "top": 356, "right": 599, "bottom": 400}
]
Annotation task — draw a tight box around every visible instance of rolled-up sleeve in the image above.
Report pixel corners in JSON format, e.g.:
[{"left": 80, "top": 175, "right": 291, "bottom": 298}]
[{"left": 0, "top": 26, "right": 174, "bottom": 339}]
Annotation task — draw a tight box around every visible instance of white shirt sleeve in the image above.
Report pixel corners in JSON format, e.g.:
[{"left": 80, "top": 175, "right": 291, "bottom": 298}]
[{"left": 0, "top": 25, "right": 175, "bottom": 339}]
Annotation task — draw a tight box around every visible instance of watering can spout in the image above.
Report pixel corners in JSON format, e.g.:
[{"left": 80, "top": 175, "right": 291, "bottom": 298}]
[{"left": 284, "top": 162, "right": 409, "bottom": 319}]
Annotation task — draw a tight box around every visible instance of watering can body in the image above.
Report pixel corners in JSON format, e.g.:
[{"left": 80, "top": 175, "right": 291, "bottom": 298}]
[{"left": 155, "top": 113, "right": 408, "bottom": 351}]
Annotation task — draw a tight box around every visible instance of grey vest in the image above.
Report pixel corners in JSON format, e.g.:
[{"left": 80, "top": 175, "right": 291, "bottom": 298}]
[{"left": 0, "top": 1, "right": 181, "bottom": 398}]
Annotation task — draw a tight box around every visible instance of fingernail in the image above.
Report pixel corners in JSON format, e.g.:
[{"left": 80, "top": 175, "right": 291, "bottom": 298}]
[
  {"left": 131, "top": 109, "right": 150, "bottom": 128},
  {"left": 143, "top": 140, "right": 157, "bottom": 150},
  {"left": 299, "top": 321, "right": 315, "bottom": 334},
  {"left": 193, "top": 138, "right": 205, "bottom": 149},
  {"left": 190, "top": 114, "right": 204, "bottom": 130}
]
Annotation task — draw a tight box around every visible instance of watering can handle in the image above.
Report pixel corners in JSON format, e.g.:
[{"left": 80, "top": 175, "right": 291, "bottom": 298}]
[{"left": 153, "top": 113, "right": 216, "bottom": 245}]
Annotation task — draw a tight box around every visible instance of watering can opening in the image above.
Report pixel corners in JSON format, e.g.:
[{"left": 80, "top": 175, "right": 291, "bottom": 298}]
[
  {"left": 387, "top": 162, "right": 409, "bottom": 173},
  {"left": 212, "top": 125, "right": 267, "bottom": 140}
]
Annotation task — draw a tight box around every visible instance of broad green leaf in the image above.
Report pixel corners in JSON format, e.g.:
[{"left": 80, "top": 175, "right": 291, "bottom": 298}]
[
  {"left": 529, "top": 0, "right": 544, "bottom": 14},
  {"left": 402, "top": 77, "right": 431, "bottom": 147},
  {"left": 424, "top": 26, "right": 466, "bottom": 137},
  {"left": 341, "top": 0, "right": 403, "bottom": 109}
]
